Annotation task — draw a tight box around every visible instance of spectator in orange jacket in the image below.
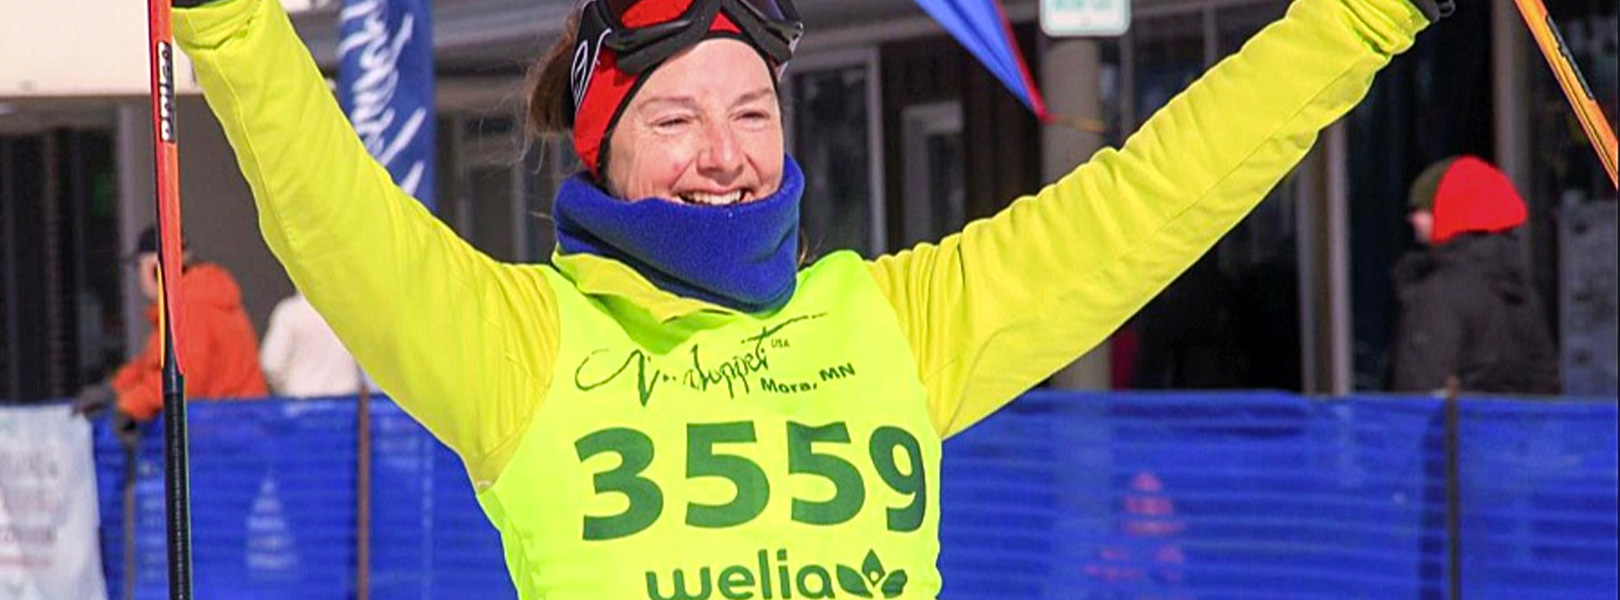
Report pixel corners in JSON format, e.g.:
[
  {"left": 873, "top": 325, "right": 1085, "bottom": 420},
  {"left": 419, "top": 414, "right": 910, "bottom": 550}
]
[{"left": 75, "top": 227, "right": 268, "bottom": 427}]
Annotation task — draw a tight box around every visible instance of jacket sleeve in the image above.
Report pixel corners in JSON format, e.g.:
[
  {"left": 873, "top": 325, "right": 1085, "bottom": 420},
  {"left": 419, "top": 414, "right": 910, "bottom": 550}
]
[
  {"left": 868, "top": 0, "right": 1429, "bottom": 437},
  {"left": 113, "top": 328, "right": 165, "bottom": 421},
  {"left": 174, "top": 0, "right": 557, "bottom": 486},
  {"left": 259, "top": 300, "right": 292, "bottom": 396}
]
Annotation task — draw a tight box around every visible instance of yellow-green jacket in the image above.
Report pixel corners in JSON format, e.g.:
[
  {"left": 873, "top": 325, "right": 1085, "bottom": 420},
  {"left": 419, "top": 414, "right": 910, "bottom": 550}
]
[{"left": 175, "top": 0, "right": 1428, "bottom": 596}]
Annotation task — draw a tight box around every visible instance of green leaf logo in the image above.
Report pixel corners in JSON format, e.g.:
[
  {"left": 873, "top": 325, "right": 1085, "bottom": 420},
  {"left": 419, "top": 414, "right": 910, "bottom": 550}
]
[
  {"left": 837, "top": 550, "right": 908, "bottom": 598},
  {"left": 881, "top": 570, "right": 909, "bottom": 597},
  {"left": 836, "top": 565, "right": 873, "bottom": 598}
]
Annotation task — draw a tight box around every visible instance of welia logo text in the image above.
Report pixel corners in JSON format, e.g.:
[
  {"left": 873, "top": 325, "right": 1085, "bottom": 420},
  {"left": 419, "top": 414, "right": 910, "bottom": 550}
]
[{"left": 646, "top": 548, "right": 909, "bottom": 599}]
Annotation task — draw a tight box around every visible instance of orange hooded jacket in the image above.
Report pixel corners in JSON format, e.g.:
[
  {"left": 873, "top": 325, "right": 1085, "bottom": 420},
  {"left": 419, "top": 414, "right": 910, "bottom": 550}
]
[{"left": 113, "top": 262, "right": 269, "bottom": 420}]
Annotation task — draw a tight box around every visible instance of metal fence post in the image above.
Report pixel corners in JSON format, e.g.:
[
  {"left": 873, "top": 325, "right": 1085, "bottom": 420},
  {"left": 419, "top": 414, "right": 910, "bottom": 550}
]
[
  {"left": 122, "top": 435, "right": 138, "bottom": 600},
  {"left": 356, "top": 382, "right": 373, "bottom": 600},
  {"left": 1444, "top": 377, "right": 1464, "bottom": 600}
]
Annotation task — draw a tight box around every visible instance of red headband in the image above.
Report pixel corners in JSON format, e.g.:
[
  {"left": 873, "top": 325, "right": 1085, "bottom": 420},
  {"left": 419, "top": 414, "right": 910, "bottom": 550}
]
[{"left": 570, "top": 3, "right": 747, "bottom": 177}]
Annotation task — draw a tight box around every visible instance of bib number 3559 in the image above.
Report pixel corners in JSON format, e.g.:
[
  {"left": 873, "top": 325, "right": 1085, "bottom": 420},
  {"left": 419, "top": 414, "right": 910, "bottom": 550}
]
[{"left": 574, "top": 421, "right": 926, "bottom": 541}]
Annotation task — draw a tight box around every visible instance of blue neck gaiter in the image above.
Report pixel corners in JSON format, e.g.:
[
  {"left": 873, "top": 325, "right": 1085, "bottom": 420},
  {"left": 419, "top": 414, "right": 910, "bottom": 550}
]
[{"left": 553, "top": 156, "right": 803, "bottom": 313}]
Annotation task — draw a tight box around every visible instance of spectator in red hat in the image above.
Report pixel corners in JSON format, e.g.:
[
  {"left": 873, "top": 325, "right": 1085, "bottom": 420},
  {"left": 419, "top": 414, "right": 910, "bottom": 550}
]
[{"left": 1389, "top": 156, "right": 1560, "bottom": 394}]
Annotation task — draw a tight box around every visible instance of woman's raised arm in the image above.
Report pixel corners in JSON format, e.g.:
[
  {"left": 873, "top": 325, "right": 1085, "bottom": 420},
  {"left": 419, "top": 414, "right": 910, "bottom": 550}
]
[
  {"left": 869, "top": 0, "right": 1433, "bottom": 437},
  {"left": 176, "top": 0, "right": 557, "bottom": 486}
]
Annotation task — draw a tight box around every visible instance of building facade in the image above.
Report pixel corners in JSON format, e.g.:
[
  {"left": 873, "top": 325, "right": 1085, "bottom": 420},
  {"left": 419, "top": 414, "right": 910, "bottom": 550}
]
[{"left": 2, "top": 0, "right": 1614, "bottom": 401}]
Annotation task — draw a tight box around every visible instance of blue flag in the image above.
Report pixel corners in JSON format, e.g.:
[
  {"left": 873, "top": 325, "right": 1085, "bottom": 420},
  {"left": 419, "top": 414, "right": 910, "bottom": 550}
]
[
  {"left": 338, "top": 0, "right": 436, "bottom": 210},
  {"left": 911, "top": 0, "right": 1048, "bottom": 119}
]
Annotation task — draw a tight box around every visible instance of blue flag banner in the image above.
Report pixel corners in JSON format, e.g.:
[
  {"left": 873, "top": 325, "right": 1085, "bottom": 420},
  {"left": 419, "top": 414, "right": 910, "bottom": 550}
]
[
  {"left": 911, "top": 0, "right": 1048, "bottom": 119},
  {"left": 338, "top": 0, "right": 436, "bottom": 210}
]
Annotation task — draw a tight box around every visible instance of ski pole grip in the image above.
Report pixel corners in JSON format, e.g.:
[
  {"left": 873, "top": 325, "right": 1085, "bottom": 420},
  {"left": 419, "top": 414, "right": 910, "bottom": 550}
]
[{"left": 1409, "top": 0, "right": 1456, "bottom": 23}]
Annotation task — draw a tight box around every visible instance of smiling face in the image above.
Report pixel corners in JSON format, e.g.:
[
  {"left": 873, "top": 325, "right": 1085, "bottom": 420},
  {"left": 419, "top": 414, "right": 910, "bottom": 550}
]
[{"left": 603, "top": 39, "right": 784, "bottom": 206}]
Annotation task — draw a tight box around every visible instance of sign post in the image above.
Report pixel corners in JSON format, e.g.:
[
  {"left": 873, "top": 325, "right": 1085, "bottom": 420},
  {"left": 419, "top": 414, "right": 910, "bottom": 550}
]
[{"left": 1041, "top": 0, "right": 1130, "bottom": 38}]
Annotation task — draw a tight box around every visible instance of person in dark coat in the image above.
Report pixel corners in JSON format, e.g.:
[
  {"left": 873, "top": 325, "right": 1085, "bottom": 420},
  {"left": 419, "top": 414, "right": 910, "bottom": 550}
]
[
  {"left": 1133, "top": 252, "right": 1249, "bottom": 390},
  {"left": 1389, "top": 156, "right": 1560, "bottom": 394}
]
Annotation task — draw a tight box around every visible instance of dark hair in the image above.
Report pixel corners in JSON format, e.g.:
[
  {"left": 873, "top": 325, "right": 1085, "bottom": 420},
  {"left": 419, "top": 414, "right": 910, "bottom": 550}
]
[
  {"left": 133, "top": 226, "right": 188, "bottom": 255},
  {"left": 526, "top": 7, "right": 585, "bottom": 140}
]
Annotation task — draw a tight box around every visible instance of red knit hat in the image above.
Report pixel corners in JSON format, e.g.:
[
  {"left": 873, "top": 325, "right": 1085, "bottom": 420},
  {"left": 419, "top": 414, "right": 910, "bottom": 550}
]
[{"left": 1422, "top": 156, "right": 1528, "bottom": 245}]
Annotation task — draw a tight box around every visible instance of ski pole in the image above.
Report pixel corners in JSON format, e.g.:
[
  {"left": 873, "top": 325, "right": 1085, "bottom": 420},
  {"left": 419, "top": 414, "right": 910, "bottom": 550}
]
[
  {"left": 145, "top": 0, "right": 195, "bottom": 597},
  {"left": 1512, "top": 0, "right": 1619, "bottom": 188}
]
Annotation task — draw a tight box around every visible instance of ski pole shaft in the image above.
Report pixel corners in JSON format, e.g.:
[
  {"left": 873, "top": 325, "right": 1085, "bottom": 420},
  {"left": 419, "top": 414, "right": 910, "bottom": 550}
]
[
  {"left": 1512, "top": 0, "right": 1619, "bottom": 187},
  {"left": 145, "top": 0, "right": 194, "bottom": 597}
]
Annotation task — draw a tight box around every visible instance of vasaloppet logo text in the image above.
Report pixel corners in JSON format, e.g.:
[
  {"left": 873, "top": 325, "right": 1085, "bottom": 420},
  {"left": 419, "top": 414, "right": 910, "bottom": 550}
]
[
  {"left": 573, "top": 314, "right": 832, "bottom": 406},
  {"left": 646, "top": 548, "right": 908, "bottom": 599}
]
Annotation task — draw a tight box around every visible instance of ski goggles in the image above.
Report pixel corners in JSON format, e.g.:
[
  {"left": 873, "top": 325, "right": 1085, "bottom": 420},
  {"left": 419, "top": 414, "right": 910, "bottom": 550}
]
[
  {"left": 567, "top": 0, "right": 804, "bottom": 176},
  {"left": 584, "top": 0, "right": 802, "bottom": 74}
]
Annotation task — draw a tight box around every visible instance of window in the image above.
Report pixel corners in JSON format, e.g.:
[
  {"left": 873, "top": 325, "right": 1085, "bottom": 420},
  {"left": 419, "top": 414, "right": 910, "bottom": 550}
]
[
  {"left": 1120, "top": 1, "right": 1304, "bottom": 391},
  {"left": 438, "top": 114, "right": 573, "bottom": 263},
  {"left": 899, "top": 101, "right": 965, "bottom": 249},
  {"left": 0, "top": 129, "right": 122, "bottom": 402},
  {"left": 787, "top": 51, "right": 885, "bottom": 258},
  {"left": 1535, "top": 0, "right": 1618, "bottom": 395}
]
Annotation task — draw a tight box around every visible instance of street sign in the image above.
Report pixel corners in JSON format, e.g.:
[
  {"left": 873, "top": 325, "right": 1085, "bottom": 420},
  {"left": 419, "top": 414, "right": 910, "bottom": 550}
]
[{"left": 1041, "top": 0, "right": 1131, "bottom": 38}]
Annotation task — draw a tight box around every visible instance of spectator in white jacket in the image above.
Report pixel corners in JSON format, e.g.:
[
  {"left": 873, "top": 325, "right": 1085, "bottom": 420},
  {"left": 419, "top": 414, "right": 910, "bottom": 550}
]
[{"left": 261, "top": 293, "right": 363, "bottom": 398}]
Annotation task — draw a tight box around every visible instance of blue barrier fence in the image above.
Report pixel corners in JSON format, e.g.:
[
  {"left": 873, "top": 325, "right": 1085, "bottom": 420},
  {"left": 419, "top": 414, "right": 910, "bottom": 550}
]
[{"left": 88, "top": 392, "right": 1617, "bottom": 599}]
